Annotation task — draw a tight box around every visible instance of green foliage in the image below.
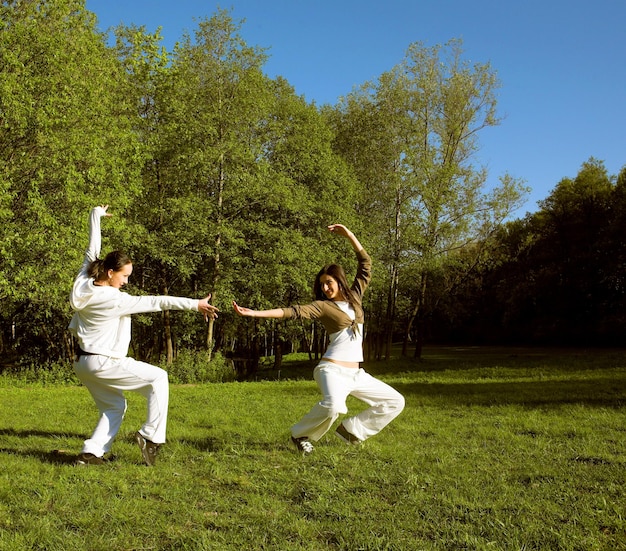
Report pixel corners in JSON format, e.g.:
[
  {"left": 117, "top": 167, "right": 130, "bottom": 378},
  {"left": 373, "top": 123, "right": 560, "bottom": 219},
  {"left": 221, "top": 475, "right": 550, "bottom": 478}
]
[
  {"left": 0, "top": 4, "right": 362, "bottom": 364},
  {"left": 330, "top": 39, "right": 529, "bottom": 358},
  {"left": 163, "top": 350, "right": 236, "bottom": 384},
  {"left": 0, "top": 0, "right": 143, "bottom": 360},
  {"left": 0, "top": 359, "right": 79, "bottom": 386},
  {"left": 0, "top": 1, "right": 623, "bottom": 369},
  {"left": 431, "top": 159, "right": 626, "bottom": 346}
]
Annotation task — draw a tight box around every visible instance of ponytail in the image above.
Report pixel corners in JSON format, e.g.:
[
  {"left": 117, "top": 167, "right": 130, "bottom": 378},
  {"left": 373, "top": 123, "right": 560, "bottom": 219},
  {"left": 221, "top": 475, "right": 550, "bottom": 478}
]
[
  {"left": 88, "top": 250, "right": 132, "bottom": 283},
  {"left": 87, "top": 258, "right": 106, "bottom": 281}
]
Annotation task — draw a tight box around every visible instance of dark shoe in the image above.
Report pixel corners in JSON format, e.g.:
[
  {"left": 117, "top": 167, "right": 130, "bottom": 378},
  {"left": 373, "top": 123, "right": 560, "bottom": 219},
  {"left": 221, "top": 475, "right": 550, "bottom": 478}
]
[
  {"left": 75, "top": 452, "right": 105, "bottom": 466},
  {"left": 135, "top": 431, "right": 160, "bottom": 466},
  {"left": 336, "top": 423, "right": 361, "bottom": 445},
  {"left": 291, "top": 436, "right": 314, "bottom": 455}
]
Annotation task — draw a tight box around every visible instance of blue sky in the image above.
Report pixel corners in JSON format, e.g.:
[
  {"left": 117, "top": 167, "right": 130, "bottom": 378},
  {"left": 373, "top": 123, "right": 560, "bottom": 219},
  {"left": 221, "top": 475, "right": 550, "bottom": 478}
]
[{"left": 85, "top": 0, "right": 625, "bottom": 215}]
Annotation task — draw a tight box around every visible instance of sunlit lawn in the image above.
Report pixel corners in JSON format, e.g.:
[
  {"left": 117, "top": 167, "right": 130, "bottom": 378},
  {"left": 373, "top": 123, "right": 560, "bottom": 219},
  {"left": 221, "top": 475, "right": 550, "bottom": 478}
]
[{"left": 0, "top": 346, "right": 625, "bottom": 550}]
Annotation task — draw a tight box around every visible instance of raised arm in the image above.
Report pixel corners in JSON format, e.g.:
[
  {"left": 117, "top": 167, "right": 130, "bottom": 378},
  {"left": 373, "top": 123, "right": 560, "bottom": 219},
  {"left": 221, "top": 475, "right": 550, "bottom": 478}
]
[
  {"left": 329, "top": 224, "right": 371, "bottom": 297},
  {"left": 82, "top": 205, "right": 111, "bottom": 266},
  {"left": 233, "top": 301, "right": 285, "bottom": 319},
  {"left": 327, "top": 224, "right": 363, "bottom": 252}
]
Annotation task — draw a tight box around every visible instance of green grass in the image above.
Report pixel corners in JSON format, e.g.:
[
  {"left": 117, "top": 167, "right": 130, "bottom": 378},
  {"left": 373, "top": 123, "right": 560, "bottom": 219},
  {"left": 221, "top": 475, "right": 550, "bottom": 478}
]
[{"left": 0, "top": 346, "right": 625, "bottom": 550}]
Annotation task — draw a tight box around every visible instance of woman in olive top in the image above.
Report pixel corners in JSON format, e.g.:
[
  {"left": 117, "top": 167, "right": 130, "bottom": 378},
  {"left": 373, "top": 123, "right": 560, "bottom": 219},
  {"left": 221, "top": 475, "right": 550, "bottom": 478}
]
[{"left": 233, "top": 224, "right": 404, "bottom": 454}]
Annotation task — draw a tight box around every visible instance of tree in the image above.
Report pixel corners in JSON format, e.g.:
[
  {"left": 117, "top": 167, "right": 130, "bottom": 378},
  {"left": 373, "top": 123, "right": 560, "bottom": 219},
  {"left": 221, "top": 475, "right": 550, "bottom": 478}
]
[
  {"left": 149, "top": 9, "right": 275, "bottom": 362},
  {"left": 112, "top": 24, "right": 194, "bottom": 365},
  {"left": 331, "top": 39, "right": 527, "bottom": 359},
  {"left": 530, "top": 159, "right": 616, "bottom": 343},
  {"left": 227, "top": 77, "right": 362, "bottom": 371},
  {"left": 0, "top": 0, "right": 142, "bottom": 362},
  {"left": 327, "top": 77, "right": 412, "bottom": 360},
  {"left": 444, "top": 159, "right": 625, "bottom": 346}
]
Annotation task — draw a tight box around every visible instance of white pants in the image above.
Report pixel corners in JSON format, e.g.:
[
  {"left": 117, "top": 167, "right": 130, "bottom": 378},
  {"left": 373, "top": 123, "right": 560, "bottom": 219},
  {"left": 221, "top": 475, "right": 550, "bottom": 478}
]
[
  {"left": 291, "top": 361, "right": 405, "bottom": 442},
  {"left": 74, "top": 354, "right": 169, "bottom": 457}
]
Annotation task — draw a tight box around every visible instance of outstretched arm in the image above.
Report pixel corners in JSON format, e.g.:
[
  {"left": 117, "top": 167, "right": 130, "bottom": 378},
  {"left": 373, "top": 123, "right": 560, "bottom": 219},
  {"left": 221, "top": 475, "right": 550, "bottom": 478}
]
[
  {"left": 233, "top": 301, "right": 285, "bottom": 319},
  {"left": 327, "top": 224, "right": 363, "bottom": 252}
]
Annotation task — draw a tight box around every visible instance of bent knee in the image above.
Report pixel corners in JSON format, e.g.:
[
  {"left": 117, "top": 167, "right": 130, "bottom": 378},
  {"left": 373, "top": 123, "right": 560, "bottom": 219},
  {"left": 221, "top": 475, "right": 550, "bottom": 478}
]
[
  {"left": 319, "top": 400, "right": 348, "bottom": 417},
  {"left": 101, "top": 399, "right": 127, "bottom": 416},
  {"left": 388, "top": 392, "right": 405, "bottom": 413},
  {"left": 153, "top": 367, "right": 169, "bottom": 384}
]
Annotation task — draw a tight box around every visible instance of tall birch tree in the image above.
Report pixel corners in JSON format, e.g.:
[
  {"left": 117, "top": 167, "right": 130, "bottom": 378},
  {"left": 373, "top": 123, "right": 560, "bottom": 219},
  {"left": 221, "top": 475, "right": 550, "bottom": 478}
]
[{"left": 332, "top": 40, "right": 527, "bottom": 359}]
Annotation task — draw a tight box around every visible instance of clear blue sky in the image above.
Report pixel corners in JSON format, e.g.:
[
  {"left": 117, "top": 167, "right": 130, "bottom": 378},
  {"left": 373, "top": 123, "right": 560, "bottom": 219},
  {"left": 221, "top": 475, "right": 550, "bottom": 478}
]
[{"left": 85, "top": 0, "right": 625, "bottom": 215}]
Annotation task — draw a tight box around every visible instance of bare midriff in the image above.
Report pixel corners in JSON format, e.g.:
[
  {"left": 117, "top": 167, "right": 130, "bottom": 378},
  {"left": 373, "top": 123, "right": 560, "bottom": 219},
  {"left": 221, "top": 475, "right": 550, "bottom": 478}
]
[{"left": 323, "top": 357, "right": 360, "bottom": 368}]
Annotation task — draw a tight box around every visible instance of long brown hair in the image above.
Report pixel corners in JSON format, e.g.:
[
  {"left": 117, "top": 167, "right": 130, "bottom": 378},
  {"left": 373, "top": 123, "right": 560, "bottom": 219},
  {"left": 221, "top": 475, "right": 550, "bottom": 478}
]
[
  {"left": 88, "top": 251, "right": 132, "bottom": 283},
  {"left": 313, "top": 264, "right": 359, "bottom": 310}
]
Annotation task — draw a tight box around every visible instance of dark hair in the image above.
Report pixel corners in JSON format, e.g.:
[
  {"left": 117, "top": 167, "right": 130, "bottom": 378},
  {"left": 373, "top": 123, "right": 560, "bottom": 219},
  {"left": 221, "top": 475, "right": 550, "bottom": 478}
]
[
  {"left": 88, "top": 250, "right": 132, "bottom": 282},
  {"left": 313, "top": 264, "right": 359, "bottom": 310}
]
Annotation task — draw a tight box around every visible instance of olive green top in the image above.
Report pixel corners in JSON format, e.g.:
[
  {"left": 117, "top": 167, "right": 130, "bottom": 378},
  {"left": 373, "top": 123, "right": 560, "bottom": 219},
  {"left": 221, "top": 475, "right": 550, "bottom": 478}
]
[{"left": 281, "top": 248, "right": 372, "bottom": 335}]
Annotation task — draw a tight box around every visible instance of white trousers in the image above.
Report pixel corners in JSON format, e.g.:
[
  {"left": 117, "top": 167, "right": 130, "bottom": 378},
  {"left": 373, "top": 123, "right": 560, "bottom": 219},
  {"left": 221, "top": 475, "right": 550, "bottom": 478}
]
[
  {"left": 291, "top": 361, "right": 405, "bottom": 442},
  {"left": 74, "top": 354, "right": 169, "bottom": 457}
]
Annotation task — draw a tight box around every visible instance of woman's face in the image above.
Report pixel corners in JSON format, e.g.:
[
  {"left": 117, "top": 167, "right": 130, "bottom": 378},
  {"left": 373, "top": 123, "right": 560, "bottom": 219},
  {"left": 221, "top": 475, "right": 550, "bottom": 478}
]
[
  {"left": 108, "top": 263, "right": 133, "bottom": 289},
  {"left": 319, "top": 274, "right": 341, "bottom": 300}
]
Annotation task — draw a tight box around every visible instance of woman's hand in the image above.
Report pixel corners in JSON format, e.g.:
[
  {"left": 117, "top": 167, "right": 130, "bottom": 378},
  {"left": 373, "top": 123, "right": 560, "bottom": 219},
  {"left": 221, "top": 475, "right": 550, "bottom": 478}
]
[
  {"left": 328, "top": 223, "right": 363, "bottom": 252},
  {"left": 327, "top": 224, "right": 351, "bottom": 238},
  {"left": 233, "top": 301, "right": 255, "bottom": 317},
  {"left": 93, "top": 204, "right": 112, "bottom": 218},
  {"left": 233, "top": 302, "right": 285, "bottom": 319},
  {"left": 198, "top": 294, "right": 219, "bottom": 321}
]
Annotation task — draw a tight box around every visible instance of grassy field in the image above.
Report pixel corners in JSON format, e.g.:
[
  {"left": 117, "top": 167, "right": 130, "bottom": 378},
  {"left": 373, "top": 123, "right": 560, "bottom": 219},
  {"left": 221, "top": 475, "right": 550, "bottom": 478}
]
[{"left": 0, "top": 346, "right": 625, "bottom": 550}]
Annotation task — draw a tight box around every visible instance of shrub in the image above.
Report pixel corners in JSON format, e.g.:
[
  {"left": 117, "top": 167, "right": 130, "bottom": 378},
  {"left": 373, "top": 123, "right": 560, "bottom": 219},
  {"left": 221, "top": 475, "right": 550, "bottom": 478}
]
[
  {"left": 0, "top": 359, "right": 80, "bottom": 386},
  {"left": 163, "top": 350, "right": 237, "bottom": 384}
]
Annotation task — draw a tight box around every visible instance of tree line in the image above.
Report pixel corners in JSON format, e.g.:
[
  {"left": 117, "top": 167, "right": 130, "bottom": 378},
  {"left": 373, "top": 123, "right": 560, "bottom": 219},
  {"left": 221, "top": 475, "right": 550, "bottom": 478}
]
[
  {"left": 1, "top": 1, "right": 620, "bottom": 375},
  {"left": 431, "top": 159, "right": 626, "bottom": 348}
]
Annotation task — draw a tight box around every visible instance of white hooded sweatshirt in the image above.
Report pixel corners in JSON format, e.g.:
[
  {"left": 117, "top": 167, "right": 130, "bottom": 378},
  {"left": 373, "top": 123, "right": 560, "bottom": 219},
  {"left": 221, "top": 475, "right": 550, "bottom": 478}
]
[{"left": 68, "top": 207, "right": 199, "bottom": 358}]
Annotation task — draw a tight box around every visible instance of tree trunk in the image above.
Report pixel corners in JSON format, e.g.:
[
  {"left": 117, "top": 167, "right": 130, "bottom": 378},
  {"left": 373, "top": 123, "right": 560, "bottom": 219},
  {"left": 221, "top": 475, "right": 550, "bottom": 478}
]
[
  {"left": 63, "top": 332, "right": 74, "bottom": 361},
  {"left": 300, "top": 320, "right": 313, "bottom": 360},
  {"left": 413, "top": 273, "right": 429, "bottom": 361},
  {"left": 403, "top": 272, "right": 428, "bottom": 361},
  {"left": 163, "top": 309, "right": 173, "bottom": 366},
  {"left": 384, "top": 190, "right": 402, "bottom": 359},
  {"left": 402, "top": 310, "right": 414, "bottom": 357},
  {"left": 158, "top": 281, "right": 174, "bottom": 366},
  {"left": 273, "top": 324, "right": 283, "bottom": 370},
  {"left": 206, "top": 151, "right": 225, "bottom": 361},
  {"left": 384, "top": 262, "right": 398, "bottom": 360}
]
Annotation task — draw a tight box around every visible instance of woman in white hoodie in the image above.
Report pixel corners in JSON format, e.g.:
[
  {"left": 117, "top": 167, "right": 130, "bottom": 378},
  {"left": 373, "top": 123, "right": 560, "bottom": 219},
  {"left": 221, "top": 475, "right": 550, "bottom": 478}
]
[{"left": 69, "top": 206, "right": 218, "bottom": 466}]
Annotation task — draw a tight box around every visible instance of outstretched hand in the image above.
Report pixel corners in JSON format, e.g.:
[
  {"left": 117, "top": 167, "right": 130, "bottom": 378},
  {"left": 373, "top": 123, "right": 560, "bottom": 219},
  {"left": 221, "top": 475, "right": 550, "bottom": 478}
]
[
  {"left": 198, "top": 294, "right": 219, "bottom": 321},
  {"left": 232, "top": 301, "right": 255, "bottom": 317}
]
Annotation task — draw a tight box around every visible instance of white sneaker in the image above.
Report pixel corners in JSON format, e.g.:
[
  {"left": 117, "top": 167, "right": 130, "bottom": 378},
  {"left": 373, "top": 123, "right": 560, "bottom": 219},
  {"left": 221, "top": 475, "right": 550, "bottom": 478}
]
[{"left": 291, "top": 436, "right": 314, "bottom": 454}]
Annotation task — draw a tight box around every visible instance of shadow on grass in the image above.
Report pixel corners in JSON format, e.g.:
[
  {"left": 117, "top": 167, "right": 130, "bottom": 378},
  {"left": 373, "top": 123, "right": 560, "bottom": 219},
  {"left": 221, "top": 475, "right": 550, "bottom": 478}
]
[
  {"left": 0, "top": 428, "right": 90, "bottom": 465},
  {"left": 0, "top": 428, "right": 84, "bottom": 439},
  {"left": 177, "top": 436, "right": 222, "bottom": 452},
  {"left": 0, "top": 446, "right": 81, "bottom": 465},
  {"left": 178, "top": 435, "right": 292, "bottom": 453},
  {"left": 393, "top": 377, "right": 626, "bottom": 408}
]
